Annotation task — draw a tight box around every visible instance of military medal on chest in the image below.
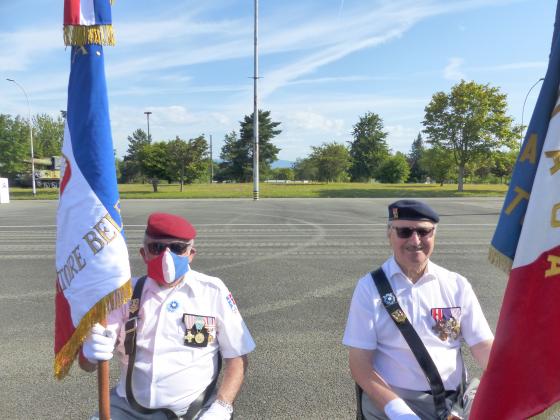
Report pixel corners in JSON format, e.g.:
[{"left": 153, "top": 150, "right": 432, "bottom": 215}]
[
  {"left": 431, "top": 307, "right": 461, "bottom": 341},
  {"left": 183, "top": 313, "right": 217, "bottom": 347}
]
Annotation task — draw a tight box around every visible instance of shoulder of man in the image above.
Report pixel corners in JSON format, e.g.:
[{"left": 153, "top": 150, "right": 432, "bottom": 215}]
[
  {"left": 428, "top": 260, "right": 470, "bottom": 288},
  {"left": 187, "top": 269, "right": 229, "bottom": 293}
]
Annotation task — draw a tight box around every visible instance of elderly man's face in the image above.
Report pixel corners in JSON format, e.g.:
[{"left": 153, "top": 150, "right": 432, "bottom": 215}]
[
  {"left": 140, "top": 235, "right": 195, "bottom": 263},
  {"left": 388, "top": 219, "right": 436, "bottom": 279}
]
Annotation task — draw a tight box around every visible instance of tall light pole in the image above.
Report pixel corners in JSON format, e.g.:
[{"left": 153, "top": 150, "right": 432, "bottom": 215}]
[
  {"left": 209, "top": 134, "right": 214, "bottom": 183},
  {"left": 7, "top": 78, "right": 36, "bottom": 197},
  {"left": 144, "top": 111, "right": 152, "bottom": 140},
  {"left": 252, "top": 0, "right": 260, "bottom": 201},
  {"left": 521, "top": 77, "right": 544, "bottom": 144}
]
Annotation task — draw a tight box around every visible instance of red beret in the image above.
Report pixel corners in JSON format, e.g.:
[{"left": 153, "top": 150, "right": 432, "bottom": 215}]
[{"left": 145, "top": 212, "right": 197, "bottom": 240}]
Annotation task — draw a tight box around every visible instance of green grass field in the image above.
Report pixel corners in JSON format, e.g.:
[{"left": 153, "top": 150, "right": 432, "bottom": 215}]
[{"left": 7, "top": 182, "right": 508, "bottom": 200}]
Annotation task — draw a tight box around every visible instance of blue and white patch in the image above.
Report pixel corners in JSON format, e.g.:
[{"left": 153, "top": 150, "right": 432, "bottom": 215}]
[
  {"left": 167, "top": 300, "right": 180, "bottom": 312},
  {"left": 382, "top": 293, "right": 396, "bottom": 306}
]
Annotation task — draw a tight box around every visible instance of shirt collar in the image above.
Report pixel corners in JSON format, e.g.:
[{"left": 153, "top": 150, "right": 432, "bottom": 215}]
[{"left": 387, "top": 256, "right": 436, "bottom": 285}]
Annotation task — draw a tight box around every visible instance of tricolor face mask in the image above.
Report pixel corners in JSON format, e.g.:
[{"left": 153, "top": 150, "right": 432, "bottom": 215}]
[{"left": 146, "top": 249, "right": 190, "bottom": 286}]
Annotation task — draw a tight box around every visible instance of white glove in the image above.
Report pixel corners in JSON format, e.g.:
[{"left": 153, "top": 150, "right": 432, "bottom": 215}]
[
  {"left": 384, "top": 398, "right": 421, "bottom": 420},
  {"left": 197, "top": 400, "right": 233, "bottom": 420},
  {"left": 82, "top": 323, "right": 116, "bottom": 364}
]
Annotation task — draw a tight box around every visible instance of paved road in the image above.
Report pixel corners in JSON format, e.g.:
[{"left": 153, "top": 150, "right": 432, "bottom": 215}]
[{"left": 0, "top": 198, "right": 508, "bottom": 419}]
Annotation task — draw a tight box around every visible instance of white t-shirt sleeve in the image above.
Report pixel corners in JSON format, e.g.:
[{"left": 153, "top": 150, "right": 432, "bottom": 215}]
[
  {"left": 459, "top": 281, "right": 494, "bottom": 347},
  {"left": 215, "top": 286, "right": 256, "bottom": 358},
  {"left": 343, "top": 276, "right": 378, "bottom": 350}
]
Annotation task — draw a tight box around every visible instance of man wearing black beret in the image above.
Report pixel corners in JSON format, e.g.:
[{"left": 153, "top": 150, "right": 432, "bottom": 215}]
[
  {"left": 343, "top": 200, "right": 493, "bottom": 419},
  {"left": 80, "top": 212, "right": 255, "bottom": 419}
]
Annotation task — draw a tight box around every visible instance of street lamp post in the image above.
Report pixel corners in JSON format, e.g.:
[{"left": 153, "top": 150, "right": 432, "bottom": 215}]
[
  {"left": 209, "top": 134, "right": 214, "bottom": 183},
  {"left": 252, "top": 0, "right": 259, "bottom": 201},
  {"left": 7, "top": 78, "right": 36, "bottom": 196},
  {"left": 144, "top": 111, "right": 152, "bottom": 140},
  {"left": 521, "top": 77, "right": 545, "bottom": 144}
]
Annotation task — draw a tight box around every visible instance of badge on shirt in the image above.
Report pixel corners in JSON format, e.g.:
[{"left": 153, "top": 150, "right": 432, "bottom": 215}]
[
  {"left": 226, "top": 292, "right": 238, "bottom": 313},
  {"left": 391, "top": 309, "right": 407, "bottom": 324},
  {"left": 183, "top": 313, "right": 216, "bottom": 347},
  {"left": 431, "top": 307, "right": 461, "bottom": 341}
]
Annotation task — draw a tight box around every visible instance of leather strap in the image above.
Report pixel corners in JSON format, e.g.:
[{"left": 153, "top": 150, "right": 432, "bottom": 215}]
[
  {"left": 124, "top": 276, "right": 222, "bottom": 420},
  {"left": 371, "top": 268, "right": 449, "bottom": 420}
]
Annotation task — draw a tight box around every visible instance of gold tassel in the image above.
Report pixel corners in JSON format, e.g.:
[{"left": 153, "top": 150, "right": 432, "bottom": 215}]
[
  {"left": 488, "top": 245, "right": 513, "bottom": 274},
  {"left": 64, "top": 25, "right": 115, "bottom": 47},
  {"left": 54, "top": 280, "right": 132, "bottom": 380}
]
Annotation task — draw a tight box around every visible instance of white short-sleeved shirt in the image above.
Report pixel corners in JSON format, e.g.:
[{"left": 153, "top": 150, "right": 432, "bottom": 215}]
[
  {"left": 107, "top": 269, "right": 256, "bottom": 415},
  {"left": 342, "top": 257, "right": 493, "bottom": 391}
]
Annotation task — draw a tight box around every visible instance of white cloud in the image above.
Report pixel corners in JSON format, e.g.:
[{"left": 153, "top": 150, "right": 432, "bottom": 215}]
[
  {"left": 283, "top": 111, "right": 345, "bottom": 133},
  {"left": 443, "top": 57, "right": 466, "bottom": 81}
]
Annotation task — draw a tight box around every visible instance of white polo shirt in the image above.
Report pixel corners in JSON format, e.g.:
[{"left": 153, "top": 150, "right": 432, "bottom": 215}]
[
  {"left": 342, "top": 257, "right": 493, "bottom": 391},
  {"left": 107, "top": 269, "right": 256, "bottom": 415}
]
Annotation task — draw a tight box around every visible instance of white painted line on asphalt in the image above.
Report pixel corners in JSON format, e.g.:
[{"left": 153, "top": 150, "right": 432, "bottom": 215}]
[{"left": 0, "top": 222, "right": 498, "bottom": 229}]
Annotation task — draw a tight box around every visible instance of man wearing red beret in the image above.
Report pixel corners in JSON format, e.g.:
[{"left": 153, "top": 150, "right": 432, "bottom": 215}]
[{"left": 80, "top": 212, "right": 255, "bottom": 419}]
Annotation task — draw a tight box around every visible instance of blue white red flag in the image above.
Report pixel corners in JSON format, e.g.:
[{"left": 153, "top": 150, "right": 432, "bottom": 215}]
[
  {"left": 472, "top": 2, "right": 560, "bottom": 418},
  {"left": 54, "top": 0, "right": 130, "bottom": 380}
]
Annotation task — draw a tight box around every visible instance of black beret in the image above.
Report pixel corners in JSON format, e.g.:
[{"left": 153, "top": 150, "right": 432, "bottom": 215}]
[
  {"left": 388, "top": 199, "right": 439, "bottom": 223},
  {"left": 146, "top": 212, "right": 197, "bottom": 240}
]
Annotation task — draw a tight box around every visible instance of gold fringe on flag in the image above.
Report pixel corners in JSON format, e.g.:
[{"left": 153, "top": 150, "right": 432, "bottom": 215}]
[
  {"left": 488, "top": 245, "right": 513, "bottom": 274},
  {"left": 64, "top": 24, "right": 115, "bottom": 47},
  {"left": 54, "top": 279, "right": 132, "bottom": 380}
]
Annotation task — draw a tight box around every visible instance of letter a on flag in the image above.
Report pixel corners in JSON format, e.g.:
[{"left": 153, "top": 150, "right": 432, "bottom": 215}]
[
  {"left": 472, "top": 2, "right": 560, "bottom": 418},
  {"left": 54, "top": 0, "right": 131, "bottom": 380}
]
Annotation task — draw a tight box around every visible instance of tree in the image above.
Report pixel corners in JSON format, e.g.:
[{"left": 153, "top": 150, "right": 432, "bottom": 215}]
[
  {"left": 0, "top": 114, "right": 31, "bottom": 181},
  {"left": 491, "top": 150, "right": 518, "bottom": 184},
  {"left": 419, "top": 146, "right": 456, "bottom": 186},
  {"left": 219, "top": 131, "right": 250, "bottom": 182},
  {"left": 220, "top": 110, "right": 281, "bottom": 182},
  {"left": 309, "top": 142, "right": 350, "bottom": 182},
  {"left": 348, "top": 112, "right": 390, "bottom": 182},
  {"left": 293, "top": 158, "right": 318, "bottom": 181},
  {"left": 167, "top": 135, "right": 209, "bottom": 190},
  {"left": 407, "top": 133, "right": 427, "bottom": 183},
  {"left": 423, "top": 80, "right": 520, "bottom": 191},
  {"left": 377, "top": 152, "right": 410, "bottom": 183},
  {"left": 122, "top": 129, "right": 151, "bottom": 183},
  {"left": 139, "top": 142, "right": 169, "bottom": 192},
  {"left": 270, "top": 167, "right": 294, "bottom": 181},
  {"left": 184, "top": 135, "right": 210, "bottom": 183},
  {"left": 34, "top": 114, "right": 64, "bottom": 157}
]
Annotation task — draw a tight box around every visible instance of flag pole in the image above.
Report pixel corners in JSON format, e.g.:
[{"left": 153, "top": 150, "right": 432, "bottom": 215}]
[
  {"left": 56, "top": 7, "right": 127, "bottom": 420},
  {"left": 98, "top": 319, "right": 111, "bottom": 420}
]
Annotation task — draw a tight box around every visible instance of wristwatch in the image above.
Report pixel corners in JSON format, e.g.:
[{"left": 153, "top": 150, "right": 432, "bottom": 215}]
[{"left": 215, "top": 399, "right": 234, "bottom": 414}]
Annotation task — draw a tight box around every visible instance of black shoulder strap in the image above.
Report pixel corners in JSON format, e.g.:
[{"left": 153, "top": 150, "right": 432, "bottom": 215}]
[
  {"left": 371, "top": 268, "right": 448, "bottom": 420},
  {"left": 124, "top": 276, "right": 222, "bottom": 420}
]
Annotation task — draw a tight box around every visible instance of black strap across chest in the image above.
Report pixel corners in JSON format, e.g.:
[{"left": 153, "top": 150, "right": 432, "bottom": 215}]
[
  {"left": 124, "top": 276, "right": 221, "bottom": 420},
  {"left": 371, "top": 268, "right": 449, "bottom": 419}
]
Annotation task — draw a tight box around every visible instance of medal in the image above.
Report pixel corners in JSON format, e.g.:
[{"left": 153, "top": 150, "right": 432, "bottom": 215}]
[
  {"left": 195, "top": 317, "right": 205, "bottom": 330},
  {"left": 129, "top": 298, "right": 139, "bottom": 314},
  {"left": 391, "top": 309, "right": 407, "bottom": 323},
  {"left": 185, "top": 331, "right": 194, "bottom": 343},
  {"left": 195, "top": 332, "right": 205, "bottom": 343},
  {"left": 431, "top": 307, "right": 461, "bottom": 341}
]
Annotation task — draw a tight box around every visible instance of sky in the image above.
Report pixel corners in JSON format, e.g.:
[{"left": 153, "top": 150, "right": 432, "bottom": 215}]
[{"left": 0, "top": 0, "right": 557, "bottom": 163}]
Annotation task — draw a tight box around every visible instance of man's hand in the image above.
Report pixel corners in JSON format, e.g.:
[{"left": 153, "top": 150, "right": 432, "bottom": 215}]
[
  {"left": 82, "top": 323, "right": 116, "bottom": 364},
  {"left": 198, "top": 400, "right": 233, "bottom": 420},
  {"left": 384, "top": 398, "right": 421, "bottom": 420}
]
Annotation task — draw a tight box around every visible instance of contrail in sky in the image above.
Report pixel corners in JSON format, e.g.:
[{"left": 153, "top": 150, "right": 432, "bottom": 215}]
[{"left": 338, "top": 0, "right": 345, "bottom": 17}]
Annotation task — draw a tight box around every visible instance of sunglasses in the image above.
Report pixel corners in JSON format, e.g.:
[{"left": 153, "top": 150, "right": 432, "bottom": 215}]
[
  {"left": 391, "top": 226, "right": 435, "bottom": 239},
  {"left": 147, "top": 241, "right": 191, "bottom": 255}
]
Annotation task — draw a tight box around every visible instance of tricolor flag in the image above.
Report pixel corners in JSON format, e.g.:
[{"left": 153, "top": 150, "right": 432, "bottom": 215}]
[
  {"left": 54, "top": 0, "right": 131, "bottom": 380},
  {"left": 472, "top": 3, "right": 560, "bottom": 418}
]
